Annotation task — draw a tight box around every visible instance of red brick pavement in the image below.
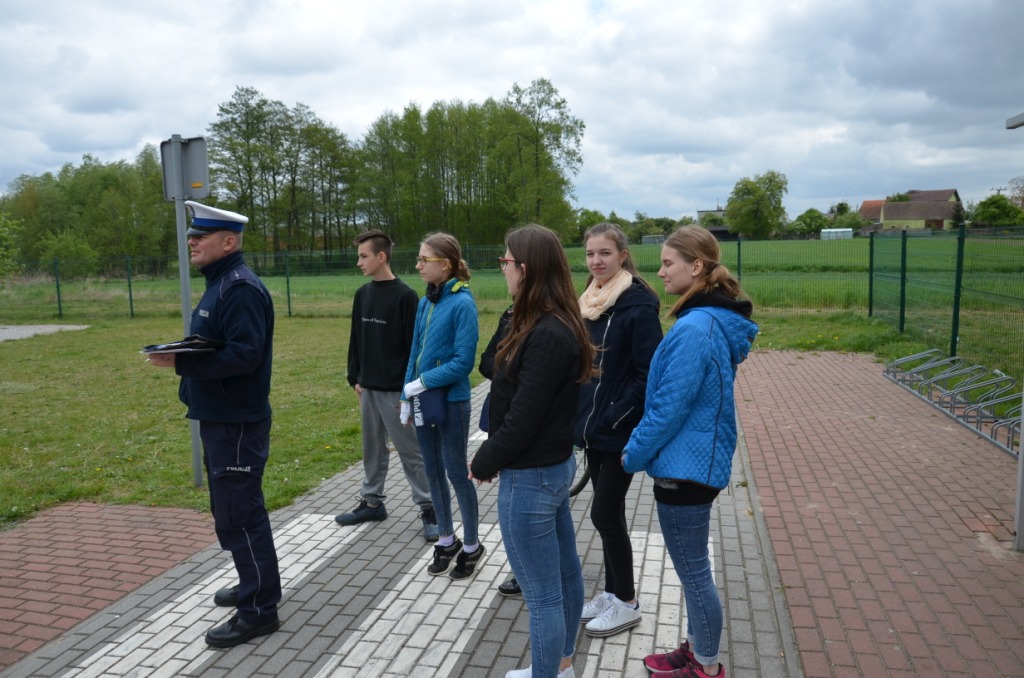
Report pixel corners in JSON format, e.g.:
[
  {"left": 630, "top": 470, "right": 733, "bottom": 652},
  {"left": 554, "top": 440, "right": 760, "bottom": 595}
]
[
  {"left": 736, "top": 350, "right": 1024, "bottom": 678},
  {"left": 0, "top": 502, "right": 214, "bottom": 671},
  {"left": 2, "top": 351, "right": 1023, "bottom": 677}
]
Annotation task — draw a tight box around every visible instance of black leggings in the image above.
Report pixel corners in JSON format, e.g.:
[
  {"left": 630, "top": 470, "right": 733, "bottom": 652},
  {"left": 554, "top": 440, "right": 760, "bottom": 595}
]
[{"left": 586, "top": 448, "right": 636, "bottom": 602}]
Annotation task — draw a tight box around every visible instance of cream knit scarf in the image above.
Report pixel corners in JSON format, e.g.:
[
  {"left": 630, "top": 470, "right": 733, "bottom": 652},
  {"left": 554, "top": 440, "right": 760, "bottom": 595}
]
[{"left": 579, "top": 268, "right": 633, "bottom": 320}]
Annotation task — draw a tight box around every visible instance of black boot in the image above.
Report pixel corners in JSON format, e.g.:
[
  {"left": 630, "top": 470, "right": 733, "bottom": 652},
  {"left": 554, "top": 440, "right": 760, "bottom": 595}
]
[
  {"left": 205, "top": 615, "right": 281, "bottom": 648},
  {"left": 213, "top": 584, "right": 239, "bottom": 607}
]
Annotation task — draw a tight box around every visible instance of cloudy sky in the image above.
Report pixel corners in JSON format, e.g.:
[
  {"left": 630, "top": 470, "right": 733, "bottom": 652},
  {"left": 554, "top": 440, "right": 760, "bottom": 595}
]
[{"left": 2, "top": 0, "right": 1023, "bottom": 220}]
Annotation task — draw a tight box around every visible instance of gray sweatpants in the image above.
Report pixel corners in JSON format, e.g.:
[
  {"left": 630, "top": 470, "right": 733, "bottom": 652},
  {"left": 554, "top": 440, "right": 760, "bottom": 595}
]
[{"left": 358, "top": 389, "right": 432, "bottom": 510}]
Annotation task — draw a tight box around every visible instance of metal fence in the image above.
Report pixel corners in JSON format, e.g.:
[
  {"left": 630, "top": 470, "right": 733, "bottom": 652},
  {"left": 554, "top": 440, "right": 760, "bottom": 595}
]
[
  {"left": 870, "top": 226, "right": 1024, "bottom": 385},
  {"left": 3, "top": 232, "right": 1022, "bottom": 385},
  {"left": 1, "top": 237, "right": 873, "bottom": 322}
]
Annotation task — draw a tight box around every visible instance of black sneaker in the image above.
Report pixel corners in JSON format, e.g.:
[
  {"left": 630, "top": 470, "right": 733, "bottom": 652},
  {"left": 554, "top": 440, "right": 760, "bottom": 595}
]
[
  {"left": 497, "top": 576, "right": 521, "bottom": 597},
  {"left": 427, "top": 538, "right": 463, "bottom": 576},
  {"left": 335, "top": 499, "right": 387, "bottom": 526},
  {"left": 450, "top": 544, "right": 486, "bottom": 581}
]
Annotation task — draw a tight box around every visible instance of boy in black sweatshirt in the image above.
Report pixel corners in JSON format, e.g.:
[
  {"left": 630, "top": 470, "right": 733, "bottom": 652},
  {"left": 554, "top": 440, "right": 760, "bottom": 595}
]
[{"left": 336, "top": 230, "right": 438, "bottom": 541}]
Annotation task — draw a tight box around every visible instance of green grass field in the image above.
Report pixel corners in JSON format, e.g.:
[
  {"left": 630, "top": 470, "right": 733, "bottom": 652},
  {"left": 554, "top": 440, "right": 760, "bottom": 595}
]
[
  {"left": 0, "top": 306, "right": 928, "bottom": 529},
  {"left": 2, "top": 234, "right": 1021, "bottom": 529}
]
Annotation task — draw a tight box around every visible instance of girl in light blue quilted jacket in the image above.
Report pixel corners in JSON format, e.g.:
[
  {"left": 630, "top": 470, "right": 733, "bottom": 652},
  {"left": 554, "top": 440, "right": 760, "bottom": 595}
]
[
  {"left": 622, "top": 226, "right": 757, "bottom": 678},
  {"left": 401, "top": 232, "right": 481, "bottom": 581}
]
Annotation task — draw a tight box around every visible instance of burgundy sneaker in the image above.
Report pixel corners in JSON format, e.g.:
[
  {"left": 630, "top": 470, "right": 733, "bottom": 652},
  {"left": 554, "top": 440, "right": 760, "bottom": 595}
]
[
  {"left": 651, "top": 663, "right": 725, "bottom": 678},
  {"left": 644, "top": 641, "right": 693, "bottom": 673}
]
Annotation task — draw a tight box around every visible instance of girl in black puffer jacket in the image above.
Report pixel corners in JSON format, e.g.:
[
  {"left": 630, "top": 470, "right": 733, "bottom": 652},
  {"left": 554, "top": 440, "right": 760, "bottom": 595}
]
[{"left": 574, "top": 223, "right": 662, "bottom": 639}]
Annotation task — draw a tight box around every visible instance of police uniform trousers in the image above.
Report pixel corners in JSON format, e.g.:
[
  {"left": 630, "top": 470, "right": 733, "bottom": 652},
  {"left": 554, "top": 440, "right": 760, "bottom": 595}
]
[{"left": 200, "top": 416, "right": 282, "bottom": 623}]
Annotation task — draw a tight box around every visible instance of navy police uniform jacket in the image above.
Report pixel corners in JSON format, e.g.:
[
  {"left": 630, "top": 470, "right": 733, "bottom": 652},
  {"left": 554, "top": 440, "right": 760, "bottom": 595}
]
[{"left": 176, "top": 250, "right": 274, "bottom": 423}]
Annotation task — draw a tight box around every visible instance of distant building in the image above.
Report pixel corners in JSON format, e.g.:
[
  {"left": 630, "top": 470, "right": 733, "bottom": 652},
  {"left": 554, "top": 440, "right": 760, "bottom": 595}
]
[
  {"left": 859, "top": 200, "right": 884, "bottom": 226},
  {"left": 858, "top": 189, "right": 962, "bottom": 234},
  {"left": 696, "top": 208, "right": 733, "bottom": 240},
  {"left": 820, "top": 228, "right": 854, "bottom": 240}
]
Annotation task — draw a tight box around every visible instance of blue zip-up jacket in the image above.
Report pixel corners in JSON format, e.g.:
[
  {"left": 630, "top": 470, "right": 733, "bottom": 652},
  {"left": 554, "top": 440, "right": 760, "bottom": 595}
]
[
  {"left": 176, "top": 250, "right": 274, "bottom": 423},
  {"left": 622, "top": 297, "right": 757, "bottom": 489},
  {"left": 403, "top": 277, "right": 479, "bottom": 403},
  {"left": 574, "top": 278, "right": 662, "bottom": 453}
]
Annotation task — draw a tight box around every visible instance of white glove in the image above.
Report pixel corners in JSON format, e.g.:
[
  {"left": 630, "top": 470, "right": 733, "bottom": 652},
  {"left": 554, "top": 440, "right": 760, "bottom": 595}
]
[
  {"left": 404, "top": 378, "right": 426, "bottom": 398},
  {"left": 400, "top": 401, "right": 412, "bottom": 426}
]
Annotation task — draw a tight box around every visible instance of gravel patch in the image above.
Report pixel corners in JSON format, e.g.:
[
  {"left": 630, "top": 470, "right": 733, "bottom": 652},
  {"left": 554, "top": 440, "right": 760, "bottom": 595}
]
[{"left": 0, "top": 325, "right": 90, "bottom": 342}]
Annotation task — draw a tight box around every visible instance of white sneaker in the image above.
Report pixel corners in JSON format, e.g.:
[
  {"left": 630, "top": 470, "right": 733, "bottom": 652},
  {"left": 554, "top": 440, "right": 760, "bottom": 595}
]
[
  {"left": 506, "top": 666, "right": 575, "bottom": 678},
  {"left": 584, "top": 596, "right": 641, "bottom": 637},
  {"left": 580, "top": 591, "right": 614, "bottom": 622}
]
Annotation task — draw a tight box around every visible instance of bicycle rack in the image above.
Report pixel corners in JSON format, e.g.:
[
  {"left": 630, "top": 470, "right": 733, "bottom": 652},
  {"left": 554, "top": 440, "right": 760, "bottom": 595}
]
[
  {"left": 936, "top": 372, "right": 1017, "bottom": 414},
  {"left": 898, "top": 356, "right": 965, "bottom": 392},
  {"left": 883, "top": 349, "right": 944, "bottom": 384},
  {"left": 990, "top": 407, "right": 1022, "bottom": 454},
  {"left": 915, "top": 363, "right": 988, "bottom": 402},
  {"left": 885, "top": 351, "right": 1021, "bottom": 459},
  {"left": 962, "top": 391, "right": 1023, "bottom": 430}
]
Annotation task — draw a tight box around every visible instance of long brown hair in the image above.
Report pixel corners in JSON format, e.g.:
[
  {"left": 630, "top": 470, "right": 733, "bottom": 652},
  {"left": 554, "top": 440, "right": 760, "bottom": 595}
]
[
  {"left": 582, "top": 222, "right": 655, "bottom": 292},
  {"left": 496, "top": 224, "right": 595, "bottom": 383},
  {"left": 664, "top": 226, "right": 747, "bottom": 315},
  {"left": 422, "top": 232, "right": 471, "bottom": 281}
]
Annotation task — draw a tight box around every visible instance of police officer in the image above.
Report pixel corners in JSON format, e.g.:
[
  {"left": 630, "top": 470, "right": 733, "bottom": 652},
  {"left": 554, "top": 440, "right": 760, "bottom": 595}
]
[{"left": 148, "top": 201, "right": 282, "bottom": 648}]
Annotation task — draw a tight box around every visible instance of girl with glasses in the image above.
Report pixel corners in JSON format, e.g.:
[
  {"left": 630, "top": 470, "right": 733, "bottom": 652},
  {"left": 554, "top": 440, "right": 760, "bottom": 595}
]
[
  {"left": 401, "top": 232, "right": 482, "bottom": 580},
  {"left": 470, "top": 224, "right": 595, "bottom": 678}
]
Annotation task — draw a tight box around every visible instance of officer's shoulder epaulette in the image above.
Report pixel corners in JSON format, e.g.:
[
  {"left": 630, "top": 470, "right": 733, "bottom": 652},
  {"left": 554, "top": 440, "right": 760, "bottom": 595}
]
[{"left": 219, "top": 265, "right": 266, "bottom": 299}]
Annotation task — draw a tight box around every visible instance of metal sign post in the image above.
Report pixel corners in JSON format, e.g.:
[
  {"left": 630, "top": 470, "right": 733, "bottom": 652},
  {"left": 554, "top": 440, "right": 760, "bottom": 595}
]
[
  {"left": 1006, "top": 112, "right": 1024, "bottom": 551},
  {"left": 1017, "top": 399, "right": 1023, "bottom": 552},
  {"left": 160, "top": 135, "right": 210, "bottom": 488}
]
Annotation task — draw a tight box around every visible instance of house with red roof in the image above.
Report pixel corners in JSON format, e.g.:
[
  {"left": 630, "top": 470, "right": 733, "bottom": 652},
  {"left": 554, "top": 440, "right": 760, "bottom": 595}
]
[
  {"left": 858, "top": 189, "right": 962, "bottom": 233},
  {"left": 858, "top": 199, "right": 884, "bottom": 225}
]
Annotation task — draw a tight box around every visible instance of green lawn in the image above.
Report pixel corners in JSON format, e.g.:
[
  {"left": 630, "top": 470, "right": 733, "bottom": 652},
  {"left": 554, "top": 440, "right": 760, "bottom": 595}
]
[
  {"left": 0, "top": 307, "right": 925, "bottom": 529},
  {"left": 3, "top": 234, "right": 1020, "bottom": 529}
]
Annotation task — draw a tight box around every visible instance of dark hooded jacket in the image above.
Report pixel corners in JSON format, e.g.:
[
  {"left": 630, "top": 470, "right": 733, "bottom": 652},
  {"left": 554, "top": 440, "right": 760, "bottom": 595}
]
[{"left": 574, "top": 277, "right": 662, "bottom": 453}]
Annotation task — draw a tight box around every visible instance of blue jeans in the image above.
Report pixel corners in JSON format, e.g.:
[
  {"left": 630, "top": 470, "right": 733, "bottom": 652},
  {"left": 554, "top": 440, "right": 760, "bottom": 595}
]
[
  {"left": 499, "top": 455, "right": 584, "bottom": 678},
  {"left": 415, "top": 400, "right": 478, "bottom": 545},
  {"left": 658, "top": 501, "right": 722, "bottom": 667}
]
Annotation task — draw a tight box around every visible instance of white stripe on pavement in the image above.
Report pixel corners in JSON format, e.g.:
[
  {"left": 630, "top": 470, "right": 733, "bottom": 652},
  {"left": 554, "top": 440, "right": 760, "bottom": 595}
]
[{"left": 62, "top": 514, "right": 370, "bottom": 678}]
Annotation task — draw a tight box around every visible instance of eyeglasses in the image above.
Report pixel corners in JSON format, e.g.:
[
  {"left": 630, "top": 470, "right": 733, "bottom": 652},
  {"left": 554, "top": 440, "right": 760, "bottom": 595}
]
[
  {"left": 416, "top": 257, "right": 445, "bottom": 265},
  {"left": 498, "top": 257, "right": 518, "bottom": 271}
]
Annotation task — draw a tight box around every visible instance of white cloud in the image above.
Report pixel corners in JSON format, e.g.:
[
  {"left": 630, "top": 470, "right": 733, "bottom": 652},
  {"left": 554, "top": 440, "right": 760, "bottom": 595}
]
[{"left": 1, "top": 0, "right": 1023, "bottom": 219}]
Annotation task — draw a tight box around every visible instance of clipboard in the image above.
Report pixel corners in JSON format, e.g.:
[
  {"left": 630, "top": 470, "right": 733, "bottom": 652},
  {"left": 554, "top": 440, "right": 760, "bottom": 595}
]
[{"left": 142, "top": 335, "right": 226, "bottom": 355}]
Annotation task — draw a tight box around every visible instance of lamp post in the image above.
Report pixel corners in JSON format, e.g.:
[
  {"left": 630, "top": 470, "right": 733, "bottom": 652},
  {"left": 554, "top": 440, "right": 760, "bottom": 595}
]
[{"left": 1005, "top": 111, "right": 1024, "bottom": 551}]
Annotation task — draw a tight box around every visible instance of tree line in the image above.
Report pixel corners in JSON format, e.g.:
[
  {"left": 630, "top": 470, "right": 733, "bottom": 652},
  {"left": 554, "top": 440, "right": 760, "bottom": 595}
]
[
  {"left": 7, "top": 73, "right": 1019, "bottom": 280},
  {"left": 0, "top": 79, "right": 595, "bottom": 272}
]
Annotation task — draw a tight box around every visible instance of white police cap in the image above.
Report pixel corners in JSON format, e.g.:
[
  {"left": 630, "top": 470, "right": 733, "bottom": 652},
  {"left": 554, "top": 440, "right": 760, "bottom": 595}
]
[{"left": 185, "top": 200, "right": 249, "bottom": 237}]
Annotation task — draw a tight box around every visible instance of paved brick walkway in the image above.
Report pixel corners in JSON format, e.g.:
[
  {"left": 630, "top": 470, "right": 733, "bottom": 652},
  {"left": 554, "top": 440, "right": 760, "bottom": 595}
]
[
  {"left": 0, "top": 504, "right": 214, "bottom": 670},
  {"left": 1, "top": 350, "right": 1022, "bottom": 677},
  {"left": 736, "top": 351, "right": 1024, "bottom": 677}
]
